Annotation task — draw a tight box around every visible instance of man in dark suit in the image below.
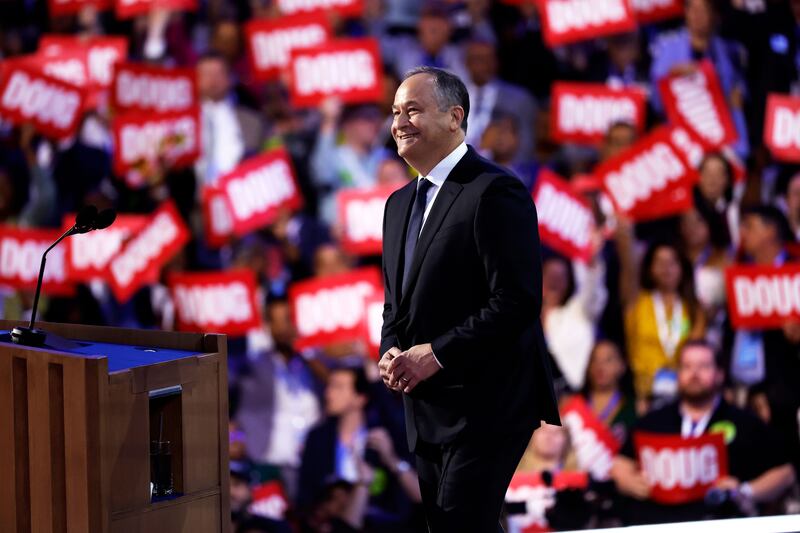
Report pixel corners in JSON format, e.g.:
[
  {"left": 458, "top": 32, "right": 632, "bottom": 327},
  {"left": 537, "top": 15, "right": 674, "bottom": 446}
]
[{"left": 378, "top": 66, "right": 560, "bottom": 532}]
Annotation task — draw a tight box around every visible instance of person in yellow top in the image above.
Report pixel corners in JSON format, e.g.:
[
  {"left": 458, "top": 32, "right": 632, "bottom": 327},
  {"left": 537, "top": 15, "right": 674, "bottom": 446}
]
[{"left": 616, "top": 217, "right": 706, "bottom": 411}]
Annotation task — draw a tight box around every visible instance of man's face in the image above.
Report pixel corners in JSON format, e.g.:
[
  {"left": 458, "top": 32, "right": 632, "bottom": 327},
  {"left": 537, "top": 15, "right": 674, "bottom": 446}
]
[
  {"left": 325, "top": 370, "right": 363, "bottom": 416},
  {"left": 686, "top": 0, "right": 713, "bottom": 37},
  {"left": 601, "top": 124, "right": 636, "bottom": 161},
  {"left": 197, "top": 58, "right": 231, "bottom": 102},
  {"left": 391, "top": 74, "right": 460, "bottom": 165},
  {"left": 267, "top": 302, "right": 296, "bottom": 350},
  {"left": 678, "top": 346, "right": 722, "bottom": 403},
  {"left": 739, "top": 214, "right": 776, "bottom": 258},
  {"left": 465, "top": 42, "right": 496, "bottom": 86}
]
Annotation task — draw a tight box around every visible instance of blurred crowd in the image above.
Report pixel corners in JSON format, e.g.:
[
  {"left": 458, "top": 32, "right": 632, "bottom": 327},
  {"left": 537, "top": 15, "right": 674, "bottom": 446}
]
[{"left": 3, "top": 0, "right": 800, "bottom": 531}]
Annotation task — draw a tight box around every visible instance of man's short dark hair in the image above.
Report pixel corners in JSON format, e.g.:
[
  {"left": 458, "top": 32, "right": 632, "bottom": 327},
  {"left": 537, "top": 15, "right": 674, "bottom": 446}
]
[
  {"left": 403, "top": 66, "right": 469, "bottom": 134},
  {"left": 678, "top": 339, "right": 724, "bottom": 369},
  {"left": 742, "top": 204, "right": 794, "bottom": 244}
]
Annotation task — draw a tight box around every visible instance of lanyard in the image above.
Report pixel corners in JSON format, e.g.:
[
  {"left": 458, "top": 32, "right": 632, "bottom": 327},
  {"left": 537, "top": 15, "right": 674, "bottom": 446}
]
[
  {"left": 680, "top": 397, "right": 720, "bottom": 438},
  {"left": 652, "top": 292, "right": 684, "bottom": 360},
  {"left": 590, "top": 390, "right": 622, "bottom": 424}
]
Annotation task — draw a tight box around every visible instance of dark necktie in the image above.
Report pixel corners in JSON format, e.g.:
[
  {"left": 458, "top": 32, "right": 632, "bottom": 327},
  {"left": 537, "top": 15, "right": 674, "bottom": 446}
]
[{"left": 402, "top": 178, "right": 434, "bottom": 295}]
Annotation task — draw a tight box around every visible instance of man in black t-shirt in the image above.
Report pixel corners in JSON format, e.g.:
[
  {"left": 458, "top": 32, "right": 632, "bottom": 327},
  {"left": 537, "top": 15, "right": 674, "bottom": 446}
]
[{"left": 610, "top": 340, "right": 796, "bottom": 525}]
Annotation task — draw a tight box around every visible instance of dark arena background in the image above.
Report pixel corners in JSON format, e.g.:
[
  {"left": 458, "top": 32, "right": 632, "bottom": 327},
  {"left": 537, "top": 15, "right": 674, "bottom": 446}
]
[{"left": 2, "top": 0, "right": 800, "bottom": 531}]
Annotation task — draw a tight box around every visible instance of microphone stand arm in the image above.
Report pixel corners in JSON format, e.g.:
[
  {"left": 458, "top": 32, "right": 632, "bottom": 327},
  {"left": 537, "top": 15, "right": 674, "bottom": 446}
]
[{"left": 27, "top": 225, "right": 75, "bottom": 330}]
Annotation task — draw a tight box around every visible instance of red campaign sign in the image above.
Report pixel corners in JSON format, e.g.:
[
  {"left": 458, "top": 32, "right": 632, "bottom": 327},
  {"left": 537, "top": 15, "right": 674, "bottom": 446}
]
[
  {"left": 245, "top": 14, "right": 331, "bottom": 82},
  {"left": 289, "top": 267, "right": 382, "bottom": 350},
  {"left": 561, "top": 396, "right": 620, "bottom": 481},
  {"left": 289, "top": 38, "right": 382, "bottom": 108},
  {"left": 48, "top": 0, "right": 111, "bottom": 16},
  {"left": 360, "top": 292, "right": 384, "bottom": 361},
  {"left": 219, "top": 148, "right": 304, "bottom": 237},
  {"left": 106, "top": 201, "right": 191, "bottom": 303},
  {"left": 629, "top": 0, "right": 684, "bottom": 24},
  {"left": 248, "top": 481, "right": 289, "bottom": 521},
  {"left": 38, "top": 35, "right": 128, "bottom": 90},
  {"left": 764, "top": 94, "right": 800, "bottom": 163},
  {"left": 168, "top": 270, "right": 261, "bottom": 336},
  {"left": 537, "top": 0, "right": 637, "bottom": 48},
  {"left": 63, "top": 213, "right": 148, "bottom": 283},
  {"left": 505, "top": 471, "right": 590, "bottom": 533},
  {"left": 725, "top": 265, "right": 800, "bottom": 329},
  {"left": 112, "top": 62, "right": 197, "bottom": 114},
  {"left": 337, "top": 185, "right": 397, "bottom": 256},
  {"left": 276, "top": 0, "right": 363, "bottom": 17},
  {"left": 635, "top": 431, "right": 728, "bottom": 505},
  {"left": 550, "top": 83, "right": 646, "bottom": 144},
  {"left": 533, "top": 170, "right": 595, "bottom": 263},
  {"left": 111, "top": 108, "right": 201, "bottom": 176},
  {"left": 658, "top": 60, "right": 738, "bottom": 150},
  {"left": 0, "top": 226, "right": 73, "bottom": 295},
  {"left": 201, "top": 186, "right": 234, "bottom": 248},
  {"left": 669, "top": 125, "right": 747, "bottom": 183},
  {"left": 0, "top": 61, "right": 85, "bottom": 140},
  {"left": 596, "top": 127, "right": 697, "bottom": 221},
  {"left": 115, "top": 0, "right": 196, "bottom": 19}
]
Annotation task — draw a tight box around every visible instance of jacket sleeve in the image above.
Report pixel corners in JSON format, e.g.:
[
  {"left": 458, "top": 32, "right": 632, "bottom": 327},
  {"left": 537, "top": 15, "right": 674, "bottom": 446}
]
[
  {"left": 430, "top": 175, "right": 542, "bottom": 369},
  {"left": 380, "top": 193, "right": 401, "bottom": 357}
]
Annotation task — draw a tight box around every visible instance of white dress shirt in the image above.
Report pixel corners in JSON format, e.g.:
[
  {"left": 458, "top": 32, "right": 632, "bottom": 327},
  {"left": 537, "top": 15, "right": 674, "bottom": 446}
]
[
  {"left": 416, "top": 141, "right": 468, "bottom": 236},
  {"left": 413, "top": 141, "right": 468, "bottom": 368}
]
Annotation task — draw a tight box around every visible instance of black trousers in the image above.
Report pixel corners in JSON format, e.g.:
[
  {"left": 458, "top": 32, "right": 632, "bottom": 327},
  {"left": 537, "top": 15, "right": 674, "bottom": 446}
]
[{"left": 413, "top": 425, "right": 535, "bottom": 533}]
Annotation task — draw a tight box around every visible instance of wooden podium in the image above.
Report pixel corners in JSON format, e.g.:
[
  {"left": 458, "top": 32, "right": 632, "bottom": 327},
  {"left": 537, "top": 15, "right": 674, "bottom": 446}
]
[{"left": 0, "top": 321, "right": 231, "bottom": 533}]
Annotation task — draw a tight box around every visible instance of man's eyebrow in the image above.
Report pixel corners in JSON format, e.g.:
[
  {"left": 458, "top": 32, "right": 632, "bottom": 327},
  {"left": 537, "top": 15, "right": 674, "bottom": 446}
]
[{"left": 392, "top": 100, "right": 421, "bottom": 109}]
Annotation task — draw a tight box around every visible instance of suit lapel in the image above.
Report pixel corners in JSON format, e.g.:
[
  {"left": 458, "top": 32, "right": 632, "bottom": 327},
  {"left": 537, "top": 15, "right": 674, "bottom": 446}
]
[
  {"left": 384, "top": 181, "right": 416, "bottom": 309},
  {"left": 399, "top": 178, "right": 463, "bottom": 308}
]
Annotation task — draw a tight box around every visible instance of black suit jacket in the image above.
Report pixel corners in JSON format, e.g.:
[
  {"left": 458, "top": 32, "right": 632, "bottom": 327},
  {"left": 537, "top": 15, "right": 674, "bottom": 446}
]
[{"left": 380, "top": 145, "right": 560, "bottom": 453}]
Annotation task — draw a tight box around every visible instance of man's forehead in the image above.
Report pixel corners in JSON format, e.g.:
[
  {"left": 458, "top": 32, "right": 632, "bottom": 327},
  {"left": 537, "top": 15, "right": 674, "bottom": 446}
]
[{"left": 393, "top": 75, "right": 435, "bottom": 105}]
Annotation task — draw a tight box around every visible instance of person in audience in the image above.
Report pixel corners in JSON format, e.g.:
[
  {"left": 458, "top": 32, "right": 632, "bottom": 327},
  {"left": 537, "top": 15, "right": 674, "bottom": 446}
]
[
  {"left": 694, "top": 153, "right": 740, "bottom": 247},
  {"left": 617, "top": 218, "right": 706, "bottom": 409},
  {"left": 582, "top": 340, "right": 637, "bottom": 445},
  {"left": 611, "top": 340, "right": 795, "bottom": 524},
  {"left": 235, "top": 298, "right": 325, "bottom": 502},
  {"left": 541, "top": 241, "right": 607, "bottom": 393}
]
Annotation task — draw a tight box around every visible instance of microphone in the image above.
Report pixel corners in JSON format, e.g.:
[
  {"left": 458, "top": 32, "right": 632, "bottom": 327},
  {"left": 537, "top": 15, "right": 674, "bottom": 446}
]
[{"left": 11, "top": 206, "right": 117, "bottom": 347}]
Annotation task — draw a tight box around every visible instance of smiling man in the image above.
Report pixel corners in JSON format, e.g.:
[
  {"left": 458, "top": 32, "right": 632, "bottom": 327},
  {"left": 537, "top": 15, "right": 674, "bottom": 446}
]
[{"left": 377, "top": 66, "right": 560, "bottom": 532}]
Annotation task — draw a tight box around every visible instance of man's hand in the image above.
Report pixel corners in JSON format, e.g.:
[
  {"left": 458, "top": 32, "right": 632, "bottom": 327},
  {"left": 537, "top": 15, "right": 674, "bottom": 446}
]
[
  {"left": 387, "top": 343, "right": 441, "bottom": 394},
  {"left": 378, "top": 347, "right": 402, "bottom": 391}
]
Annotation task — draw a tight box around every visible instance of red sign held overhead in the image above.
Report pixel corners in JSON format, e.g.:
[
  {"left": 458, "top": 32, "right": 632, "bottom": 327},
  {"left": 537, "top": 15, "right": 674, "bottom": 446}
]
[
  {"left": 658, "top": 60, "right": 738, "bottom": 150},
  {"left": 48, "top": 0, "right": 111, "bottom": 16},
  {"left": 219, "top": 148, "right": 304, "bottom": 237},
  {"left": 106, "top": 201, "right": 191, "bottom": 303},
  {"left": 537, "top": 0, "right": 637, "bottom": 48},
  {"left": 169, "top": 270, "right": 261, "bottom": 336},
  {"left": 289, "top": 267, "right": 382, "bottom": 350},
  {"left": 596, "top": 127, "right": 697, "bottom": 221},
  {"left": 63, "top": 214, "right": 148, "bottom": 283},
  {"left": 550, "top": 82, "right": 646, "bottom": 145},
  {"left": 764, "top": 94, "right": 800, "bottom": 163},
  {"left": 725, "top": 265, "right": 800, "bottom": 329},
  {"left": 533, "top": 170, "right": 595, "bottom": 263},
  {"left": 115, "top": 0, "right": 196, "bottom": 19},
  {"left": 112, "top": 63, "right": 197, "bottom": 114},
  {"left": 201, "top": 186, "right": 235, "bottom": 249},
  {"left": 337, "top": 185, "right": 398, "bottom": 256},
  {"left": 634, "top": 431, "right": 728, "bottom": 505},
  {"left": 0, "top": 61, "right": 85, "bottom": 140},
  {"left": 629, "top": 0, "right": 684, "bottom": 24},
  {"left": 245, "top": 14, "right": 331, "bottom": 82},
  {"left": 561, "top": 396, "right": 620, "bottom": 481},
  {"left": 289, "top": 38, "right": 382, "bottom": 108},
  {"left": 0, "top": 226, "right": 73, "bottom": 295},
  {"left": 276, "top": 0, "right": 363, "bottom": 17},
  {"left": 38, "top": 35, "right": 127, "bottom": 90},
  {"left": 111, "top": 108, "right": 202, "bottom": 176}
]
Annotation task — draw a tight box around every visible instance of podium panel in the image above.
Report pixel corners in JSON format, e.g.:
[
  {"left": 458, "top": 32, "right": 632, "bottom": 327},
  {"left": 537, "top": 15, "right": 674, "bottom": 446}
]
[{"left": 0, "top": 321, "right": 230, "bottom": 533}]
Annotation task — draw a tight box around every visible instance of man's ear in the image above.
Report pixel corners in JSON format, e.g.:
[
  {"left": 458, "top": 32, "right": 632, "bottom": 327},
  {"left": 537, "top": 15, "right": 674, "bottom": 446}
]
[{"left": 450, "top": 106, "right": 465, "bottom": 132}]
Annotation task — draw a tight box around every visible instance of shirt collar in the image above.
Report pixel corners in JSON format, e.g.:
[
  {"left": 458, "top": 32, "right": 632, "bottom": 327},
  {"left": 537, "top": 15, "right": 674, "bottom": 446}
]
[{"left": 418, "top": 142, "right": 468, "bottom": 188}]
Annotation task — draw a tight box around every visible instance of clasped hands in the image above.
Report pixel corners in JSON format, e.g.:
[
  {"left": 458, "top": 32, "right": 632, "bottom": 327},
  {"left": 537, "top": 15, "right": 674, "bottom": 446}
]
[{"left": 378, "top": 343, "right": 440, "bottom": 394}]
